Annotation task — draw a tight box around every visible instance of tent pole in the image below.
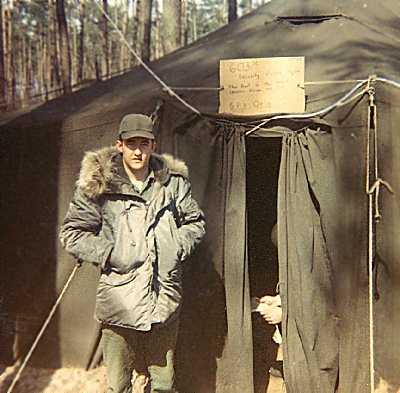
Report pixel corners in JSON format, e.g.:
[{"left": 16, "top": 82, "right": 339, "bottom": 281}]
[
  {"left": 366, "top": 86, "right": 375, "bottom": 393},
  {"left": 365, "top": 79, "right": 394, "bottom": 393},
  {"left": 368, "top": 191, "right": 375, "bottom": 393}
]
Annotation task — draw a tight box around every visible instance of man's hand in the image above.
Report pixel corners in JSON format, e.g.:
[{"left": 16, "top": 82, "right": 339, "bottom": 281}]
[
  {"left": 133, "top": 373, "right": 148, "bottom": 393},
  {"left": 259, "top": 294, "right": 281, "bottom": 307},
  {"left": 252, "top": 294, "right": 282, "bottom": 324},
  {"left": 259, "top": 304, "right": 282, "bottom": 325},
  {"left": 256, "top": 294, "right": 282, "bottom": 324}
]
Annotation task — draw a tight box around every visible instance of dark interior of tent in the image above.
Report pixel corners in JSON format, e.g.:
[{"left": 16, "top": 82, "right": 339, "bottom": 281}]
[{"left": 246, "top": 136, "right": 282, "bottom": 393}]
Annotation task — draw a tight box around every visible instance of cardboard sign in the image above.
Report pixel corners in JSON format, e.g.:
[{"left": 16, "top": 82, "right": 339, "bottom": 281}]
[{"left": 219, "top": 57, "right": 305, "bottom": 116}]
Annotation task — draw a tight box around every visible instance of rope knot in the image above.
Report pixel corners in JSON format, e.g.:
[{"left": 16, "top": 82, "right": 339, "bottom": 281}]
[{"left": 368, "top": 177, "right": 394, "bottom": 221}]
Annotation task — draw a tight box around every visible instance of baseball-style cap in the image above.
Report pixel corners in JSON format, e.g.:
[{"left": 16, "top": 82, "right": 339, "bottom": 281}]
[{"left": 118, "top": 114, "right": 155, "bottom": 140}]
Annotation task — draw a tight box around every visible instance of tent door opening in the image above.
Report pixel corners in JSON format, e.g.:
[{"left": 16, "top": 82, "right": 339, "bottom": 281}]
[{"left": 246, "top": 136, "right": 282, "bottom": 393}]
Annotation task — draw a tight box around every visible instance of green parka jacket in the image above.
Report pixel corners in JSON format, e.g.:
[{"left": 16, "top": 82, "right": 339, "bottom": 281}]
[{"left": 59, "top": 146, "right": 206, "bottom": 331}]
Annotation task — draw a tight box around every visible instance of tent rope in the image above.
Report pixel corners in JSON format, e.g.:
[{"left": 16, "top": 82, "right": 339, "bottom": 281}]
[
  {"left": 5, "top": 262, "right": 81, "bottom": 393},
  {"left": 368, "top": 178, "right": 394, "bottom": 220},
  {"left": 52, "top": 75, "right": 400, "bottom": 136},
  {"left": 367, "top": 84, "right": 395, "bottom": 220},
  {"left": 245, "top": 79, "right": 370, "bottom": 136},
  {"left": 158, "top": 77, "right": 400, "bottom": 94},
  {"left": 303, "top": 79, "right": 368, "bottom": 86},
  {"left": 162, "top": 86, "right": 223, "bottom": 91},
  {"left": 243, "top": 75, "right": 400, "bottom": 135},
  {"left": 92, "top": 0, "right": 201, "bottom": 116},
  {"left": 376, "top": 77, "right": 400, "bottom": 90},
  {"left": 365, "top": 83, "right": 394, "bottom": 393}
]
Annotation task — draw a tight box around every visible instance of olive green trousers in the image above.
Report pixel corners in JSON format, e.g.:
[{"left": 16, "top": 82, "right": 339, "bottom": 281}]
[{"left": 102, "top": 320, "right": 178, "bottom": 393}]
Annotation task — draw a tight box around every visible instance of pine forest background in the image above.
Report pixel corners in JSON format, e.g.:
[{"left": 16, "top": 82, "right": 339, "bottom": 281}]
[{"left": 0, "top": 0, "right": 269, "bottom": 112}]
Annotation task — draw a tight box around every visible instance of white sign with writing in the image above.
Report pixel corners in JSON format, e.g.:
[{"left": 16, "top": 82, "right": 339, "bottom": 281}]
[{"left": 219, "top": 57, "right": 305, "bottom": 116}]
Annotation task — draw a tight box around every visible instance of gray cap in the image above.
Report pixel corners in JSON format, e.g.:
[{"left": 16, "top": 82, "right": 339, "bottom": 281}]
[{"left": 118, "top": 114, "right": 155, "bottom": 140}]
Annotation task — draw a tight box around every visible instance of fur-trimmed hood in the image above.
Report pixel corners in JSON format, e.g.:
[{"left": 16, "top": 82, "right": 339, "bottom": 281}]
[{"left": 76, "top": 146, "right": 189, "bottom": 198}]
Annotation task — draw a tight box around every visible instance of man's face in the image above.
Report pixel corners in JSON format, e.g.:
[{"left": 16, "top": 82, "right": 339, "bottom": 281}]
[{"left": 116, "top": 137, "right": 156, "bottom": 173}]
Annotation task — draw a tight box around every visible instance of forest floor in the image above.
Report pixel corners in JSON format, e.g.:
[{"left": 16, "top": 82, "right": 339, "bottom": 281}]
[
  {"left": 0, "top": 363, "right": 396, "bottom": 393},
  {"left": 0, "top": 364, "right": 108, "bottom": 393}
]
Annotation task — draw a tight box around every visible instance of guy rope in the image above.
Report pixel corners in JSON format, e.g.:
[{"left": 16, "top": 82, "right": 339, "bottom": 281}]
[{"left": 6, "top": 262, "right": 81, "bottom": 393}]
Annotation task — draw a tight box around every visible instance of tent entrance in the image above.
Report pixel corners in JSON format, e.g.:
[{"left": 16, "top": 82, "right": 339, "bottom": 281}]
[
  {"left": 246, "top": 136, "right": 282, "bottom": 393},
  {"left": 244, "top": 121, "right": 343, "bottom": 393}
]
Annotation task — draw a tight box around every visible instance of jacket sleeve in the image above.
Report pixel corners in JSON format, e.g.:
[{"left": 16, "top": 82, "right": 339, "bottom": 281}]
[
  {"left": 175, "top": 178, "right": 206, "bottom": 261},
  {"left": 59, "top": 188, "right": 113, "bottom": 267}
]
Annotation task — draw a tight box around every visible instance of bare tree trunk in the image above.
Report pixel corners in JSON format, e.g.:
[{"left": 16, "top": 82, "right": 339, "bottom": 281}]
[
  {"left": 244, "top": 0, "right": 252, "bottom": 13},
  {"left": 4, "top": 3, "right": 10, "bottom": 105},
  {"left": 37, "top": 29, "right": 46, "bottom": 100},
  {"left": 111, "top": 4, "right": 119, "bottom": 76},
  {"left": 48, "top": 0, "right": 61, "bottom": 99},
  {"left": 0, "top": 0, "right": 6, "bottom": 108},
  {"left": 162, "top": 0, "right": 181, "bottom": 55},
  {"left": 14, "top": 34, "right": 22, "bottom": 106},
  {"left": 40, "top": 30, "right": 49, "bottom": 101},
  {"left": 4, "top": 2, "right": 15, "bottom": 107},
  {"left": 228, "top": 0, "right": 237, "bottom": 23},
  {"left": 152, "top": 0, "right": 162, "bottom": 59},
  {"left": 47, "top": 2, "right": 53, "bottom": 95},
  {"left": 27, "top": 39, "right": 33, "bottom": 100},
  {"left": 181, "top": 0, "right": 188, "bottom": 46},
  {"left": 87, "top": 50, "right": 94, "bottom": 82},
  {"left": 20, "top": 35, "right": 32, "bottom": 106},
  {"left": 71, "top": 24, "right": 77, "bottom": 86},
  {"left": 120, "top": 0, "right": 130, "bottom": 71},
  {"left": 20, "top": 36, "right": 28, "bottom": 105},
  {"left": 144, "top": 0, "right": 153, "bottom": 62},
  {"left": 133, "top": 0, "right": 140, "bottom": 65},
  {"left": 189, "top": 1, "right": 197, "bottom": 43},
  {"left": 137, "top": 0, "right": 153, "bottom": 62},
  {"left": 56, "top": 0, "right": 72, "bottom": 94},
  {"left": 36, "top": 34, "right": 43, "bottom": 98},
  {"left": 11, "top": 32, "right": 17, "bottom": 106},
  {"left": 126, "top": 0, "right": 133, "bottom": 69},
  {"left": 77, "top": 2, "right": 85, "bottom": 83},
  {"left": 102, "top": 0, "right": 110, "bottom": 79},
  {"left": 95, "top": 55, "right": 101, "bottom": 81}
]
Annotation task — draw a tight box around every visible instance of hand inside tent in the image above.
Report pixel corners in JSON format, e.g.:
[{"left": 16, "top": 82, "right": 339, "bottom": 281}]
[
  {"left": 259, "top": 304, "right": 282, "bottom": 325},
  {"left": 259, "top": 294, "right": 281, "bottom": 307}
]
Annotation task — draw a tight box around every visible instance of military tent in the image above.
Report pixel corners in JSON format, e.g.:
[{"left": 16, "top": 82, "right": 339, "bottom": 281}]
[{"left": 1, "top": 1, "right": 400, "bottom": 392}]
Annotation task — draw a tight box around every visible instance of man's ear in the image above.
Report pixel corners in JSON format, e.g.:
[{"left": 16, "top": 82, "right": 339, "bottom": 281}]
[
  {"left": 151, "top": 141, "right": 157, "bottom": 152},
  {"left": 116, "top": 139, "right": 123, "bottom": 153}
]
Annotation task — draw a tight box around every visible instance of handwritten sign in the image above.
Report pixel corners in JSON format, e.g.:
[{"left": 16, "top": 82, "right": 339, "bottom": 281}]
[{"left": 219, "top": 57, "right": 305, "bottom": 116}]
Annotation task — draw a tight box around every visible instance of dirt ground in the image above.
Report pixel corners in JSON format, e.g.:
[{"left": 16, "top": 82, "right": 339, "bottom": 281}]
[
  {"left": 0, "top": 363, "right": 286, "bottom": 393},
  {"left": 0, "top": 363, "right": 397, "bottom": 393},
  {"left": 0, "top": 364, "right": 108, "bottom": 393}
]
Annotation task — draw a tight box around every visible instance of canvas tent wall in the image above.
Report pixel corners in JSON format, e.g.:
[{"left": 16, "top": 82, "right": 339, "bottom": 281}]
[{"left": 1, "top": 1, "right": 400, "bottom": 392}]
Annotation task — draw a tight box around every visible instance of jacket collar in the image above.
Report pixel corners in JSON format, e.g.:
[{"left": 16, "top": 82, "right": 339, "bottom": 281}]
[{"left": 76, "top": 146, "right": 189, "bottom": 199}]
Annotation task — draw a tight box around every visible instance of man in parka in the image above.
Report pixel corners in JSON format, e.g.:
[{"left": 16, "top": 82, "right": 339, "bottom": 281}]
[{"left": 59, "top": 113, "right": 206, "bottom": 393}]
